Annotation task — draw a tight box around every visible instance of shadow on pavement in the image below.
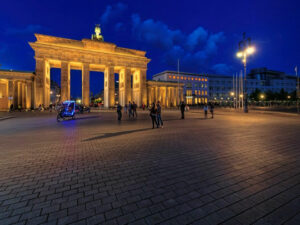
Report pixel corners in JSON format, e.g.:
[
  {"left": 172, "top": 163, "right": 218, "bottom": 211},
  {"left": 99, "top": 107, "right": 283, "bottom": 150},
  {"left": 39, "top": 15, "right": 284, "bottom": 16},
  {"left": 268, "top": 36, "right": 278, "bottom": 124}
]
[
  {"left": 83, "top": 128, "right": 152, "bottom": 141},
  {"left": 74, "top": 115, "right": 100, "bottom": 120}
]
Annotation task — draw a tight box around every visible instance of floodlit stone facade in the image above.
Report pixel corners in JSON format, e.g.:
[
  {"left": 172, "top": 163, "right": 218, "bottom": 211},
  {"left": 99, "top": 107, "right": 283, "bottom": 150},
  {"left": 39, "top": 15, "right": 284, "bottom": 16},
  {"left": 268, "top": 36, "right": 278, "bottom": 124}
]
[
  {"left": 29, "top": 33, "right": 151, "bottom": 108},
  {"left": 0, "top": 69, "right": 35, "bottom": 111},
  {"left": 147, "top": 81, "right": 184, "bottom": 107}
]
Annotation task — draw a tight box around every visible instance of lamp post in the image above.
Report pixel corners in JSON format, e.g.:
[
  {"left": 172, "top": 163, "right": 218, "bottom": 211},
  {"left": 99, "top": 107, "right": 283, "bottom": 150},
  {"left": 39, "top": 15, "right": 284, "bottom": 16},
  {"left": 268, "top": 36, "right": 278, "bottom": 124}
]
[{"left": 236, "top": 33, "right": 255, "bottom": 113}]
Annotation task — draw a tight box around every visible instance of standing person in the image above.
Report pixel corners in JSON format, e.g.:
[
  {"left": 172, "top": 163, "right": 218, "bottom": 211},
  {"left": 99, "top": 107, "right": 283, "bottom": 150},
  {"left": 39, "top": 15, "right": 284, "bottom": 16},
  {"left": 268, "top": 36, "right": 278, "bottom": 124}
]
[
  {"left": 149, "top": 103, "right": 158, "bottom": 129},
  {"left": 180, "top": 101, "right": 186, "bottom": 119},
  {"left": 117, "top": 103, "right": 122, "bottom": 121},
  {"left": 9, "top": 104, "right": 14, "bottom": 113},
  {"left": 132, "top": 101, "right": 137, "bottom": 118},
  {"left": 209, "top": 102, "right": 214, "bottom": 119},
  {"left": 204, "top": 104, "right": 208, "bottom": 119},
  {"left": 128, "top": 101, "right": 132, "bottom": 118},
  {"left": 156, "top": 101, "right": 163, "bottom": 128}
]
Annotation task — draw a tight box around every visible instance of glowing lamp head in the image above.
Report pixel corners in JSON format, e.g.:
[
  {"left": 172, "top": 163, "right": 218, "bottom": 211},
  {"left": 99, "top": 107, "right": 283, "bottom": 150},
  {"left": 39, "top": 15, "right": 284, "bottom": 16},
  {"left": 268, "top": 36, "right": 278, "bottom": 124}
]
[
  {"left": 236, "top": 52, "right": 243, "bottom": 58},
  {"left": 246, "top": 46, "right": 255, "bottom": 55},
  {"left": 230, "top": 92, "right": 234, "bottom": 96},
  {"left": 260, "top": 94, "right": 265, "bottom": 99}
]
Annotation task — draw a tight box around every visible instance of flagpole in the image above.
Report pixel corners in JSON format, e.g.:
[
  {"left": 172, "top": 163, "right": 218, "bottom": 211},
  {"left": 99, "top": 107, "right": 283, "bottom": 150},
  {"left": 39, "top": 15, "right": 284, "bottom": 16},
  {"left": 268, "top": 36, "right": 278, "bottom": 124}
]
[
  {"left": 177, "top": 59, "right": 180, "bottom": 106},
  {"left": 296, "top": 66, "right": 299, "bottom": 114}
]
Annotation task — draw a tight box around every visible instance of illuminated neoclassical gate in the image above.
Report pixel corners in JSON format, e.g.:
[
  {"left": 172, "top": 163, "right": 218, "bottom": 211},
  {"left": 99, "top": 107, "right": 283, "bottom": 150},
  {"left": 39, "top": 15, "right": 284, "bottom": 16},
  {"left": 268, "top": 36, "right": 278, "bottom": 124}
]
[{"left": 29, "top": 32, "right": 150, "bottom": 108}]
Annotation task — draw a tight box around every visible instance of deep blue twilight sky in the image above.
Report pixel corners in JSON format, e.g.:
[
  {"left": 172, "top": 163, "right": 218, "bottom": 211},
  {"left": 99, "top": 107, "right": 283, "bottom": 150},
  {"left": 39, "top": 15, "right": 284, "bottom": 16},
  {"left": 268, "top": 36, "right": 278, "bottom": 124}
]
[{"left": 1, "top": 0, "right": 300, "bottom": 98}]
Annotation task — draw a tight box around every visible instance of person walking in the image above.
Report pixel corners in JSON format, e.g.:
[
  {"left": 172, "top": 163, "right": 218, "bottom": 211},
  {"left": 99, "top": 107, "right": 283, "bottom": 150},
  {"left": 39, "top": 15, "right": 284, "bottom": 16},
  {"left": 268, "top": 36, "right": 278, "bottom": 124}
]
[
  {"left": 204, "top": 104, "right": 208, "bottom": 119},
  {"left": 117, "top": 103, "right": 122, "bottom": 121},
  {"left": 132, "top": 101, "right": 137, "bottom": 118},
  {"left": 180, "top": 101, "right": 186, "bottom": 119},
  {"left": 156, "top": 101, "right": 163, "bottom": 128},
  {"left": 149, "top": 102, "right": 158, "bottom": 129},
  {"left": 209, "top": 102, "right": 214, "bottom": 119},
  {"left": 128, "top": 101, "right": 132, "bottom": 118}
]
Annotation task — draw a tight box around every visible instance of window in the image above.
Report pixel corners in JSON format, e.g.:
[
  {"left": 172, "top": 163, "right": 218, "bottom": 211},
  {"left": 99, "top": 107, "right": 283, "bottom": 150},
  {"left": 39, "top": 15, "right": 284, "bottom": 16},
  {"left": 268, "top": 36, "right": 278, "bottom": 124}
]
[
  {"left": 169, "top": 75, "right": 172, "bottom": 79},
  {"left": 186, "top": 90, "right": 192, "bottom": 96},
  {"left": 186, "top": 83, "right": 192, "bottom": 88},
  {"left": 173, "top": 76, "right": 176, "bottom": 79}
]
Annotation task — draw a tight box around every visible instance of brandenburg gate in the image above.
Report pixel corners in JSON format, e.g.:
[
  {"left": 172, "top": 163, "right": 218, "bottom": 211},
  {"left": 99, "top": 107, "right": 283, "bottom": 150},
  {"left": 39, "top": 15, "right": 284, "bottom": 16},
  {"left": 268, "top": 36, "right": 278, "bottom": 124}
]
[
  {"left": 0, "top": 27, "right": 184, "bottom": 111},
  {"left": 29, "top": 28, "right": 150, "bottom": 108}
]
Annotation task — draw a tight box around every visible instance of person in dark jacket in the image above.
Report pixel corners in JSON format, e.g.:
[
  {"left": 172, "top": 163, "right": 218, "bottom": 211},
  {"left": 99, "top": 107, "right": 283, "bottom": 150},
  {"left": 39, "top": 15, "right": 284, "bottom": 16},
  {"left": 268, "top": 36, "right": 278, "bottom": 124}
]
[
  {"left": 180, "top": 101, "right": 186, "bottom": 119},
  {"left": 132, "top": 101, "right": 137, "bottom": 118},
  {"left": 156, "top": 101, "right": 163, "bottom": 128},
  {"left": 117, "top": 103, "right": 122, "bottom": 121},
  {"left": 128, "top": 101, "right": 132, "bottom": 118},
  {"left": 149, "top": 103, "right": 158, "bottom": 128}
]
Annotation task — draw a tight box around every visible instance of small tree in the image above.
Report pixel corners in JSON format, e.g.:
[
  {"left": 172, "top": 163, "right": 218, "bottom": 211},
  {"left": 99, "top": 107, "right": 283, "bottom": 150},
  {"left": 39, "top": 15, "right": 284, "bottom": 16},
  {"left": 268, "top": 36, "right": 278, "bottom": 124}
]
[{"left": 250, "top": 88, "right": 261, "bottom": 101}]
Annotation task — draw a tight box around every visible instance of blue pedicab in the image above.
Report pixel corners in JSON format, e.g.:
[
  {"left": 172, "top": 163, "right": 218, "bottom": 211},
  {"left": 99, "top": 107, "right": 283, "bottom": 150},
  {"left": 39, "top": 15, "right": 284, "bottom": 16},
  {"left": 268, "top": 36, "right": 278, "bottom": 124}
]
[{"left": 57, "top": 100, "right": 76, "bottom": 122}]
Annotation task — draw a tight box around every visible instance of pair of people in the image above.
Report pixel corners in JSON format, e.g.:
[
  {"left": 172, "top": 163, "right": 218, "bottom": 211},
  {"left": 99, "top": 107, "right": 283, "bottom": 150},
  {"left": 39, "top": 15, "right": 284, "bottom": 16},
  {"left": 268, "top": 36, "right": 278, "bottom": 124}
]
[
  {"left": 128, "top": 101, "right": 137, "bottom": 118},
  {"left": 204, "top": 103, "right": 214, "bottom": 119},
  {"left": 149, "top": 101, "right": 163, "bottom": 129}
]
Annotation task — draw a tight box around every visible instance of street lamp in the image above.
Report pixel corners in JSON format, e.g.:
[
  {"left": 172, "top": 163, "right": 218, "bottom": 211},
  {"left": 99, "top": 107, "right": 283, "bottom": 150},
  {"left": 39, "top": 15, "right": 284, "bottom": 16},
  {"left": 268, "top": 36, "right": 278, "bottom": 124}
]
[
  {"left": 260, "top": 94, "right": 265, "bottom": 100},
  {"left": 236, "top": 33, "right": 255, "bottom": 113}
]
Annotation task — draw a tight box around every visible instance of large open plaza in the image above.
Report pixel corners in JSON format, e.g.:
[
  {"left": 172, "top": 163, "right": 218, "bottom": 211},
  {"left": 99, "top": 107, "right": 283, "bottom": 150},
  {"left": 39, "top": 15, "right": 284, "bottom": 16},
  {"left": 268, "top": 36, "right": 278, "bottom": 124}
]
[
  {"left": 0, "top": 110, "right": 299, "bottom": 225},
  {"left": 1, "top": 1, "right": 300, "bottom": 224}
]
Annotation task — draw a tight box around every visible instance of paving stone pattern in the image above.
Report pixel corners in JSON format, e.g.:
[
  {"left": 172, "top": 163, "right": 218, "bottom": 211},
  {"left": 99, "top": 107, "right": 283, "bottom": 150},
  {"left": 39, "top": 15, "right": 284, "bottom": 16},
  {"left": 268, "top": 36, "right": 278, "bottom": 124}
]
[{"left": 0, "top": 111, "right": 299, "bottom": 225}]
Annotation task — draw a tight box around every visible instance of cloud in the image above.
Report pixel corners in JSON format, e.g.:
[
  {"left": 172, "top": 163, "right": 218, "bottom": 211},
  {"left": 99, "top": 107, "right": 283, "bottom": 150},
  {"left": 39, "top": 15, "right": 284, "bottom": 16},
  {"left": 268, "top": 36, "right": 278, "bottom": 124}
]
[
  {"left": 185, "top": 27, "right": 208, "bottom": 51},
  {"left": 132, "top": 14, "right": 184, "bottom": 50},
  {"left": 131, "top": 15, "right": 226, "bottom": 72},
  {"left": 99, "top": 2, "right": 228, "bottom": 73},
  {"left": 5, "top": 24, "right": 46, "bottom": 35},
  {"left": 114, "top": 22, "right": 124, "bottom": 31},
  {"left": 212, "top": 63, "right": 232, "bottom": 74},
  {"left": 100, "top": 2, "right": 127, "bottom": 25}
]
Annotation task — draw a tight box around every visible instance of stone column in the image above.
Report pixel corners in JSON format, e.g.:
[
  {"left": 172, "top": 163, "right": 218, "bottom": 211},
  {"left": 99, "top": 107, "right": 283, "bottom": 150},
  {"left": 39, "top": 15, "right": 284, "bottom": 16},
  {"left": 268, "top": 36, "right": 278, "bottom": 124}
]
[
  {"left": 35, "top": 58, "right": 50, "bottom": 107},
  {"left": 119, "top": 68, "right": 131, "bottom": 106},
  {"left": 157, "top": 86, "right": 161, "bottom": 103},
  {"left": 13, "top": 81, "right": 18, "bottom": 109},
  {"left": 61, "top": 61, "right": 70, "bottom": 102},
  {"left": 165, "top": 87, "right": 169, "bottom": 108},
  {"left": 18, "top": 82, "right": 22, "bottom": 107},
  {"left": 140, "top": 69, "right": 147, "bottom": 106},
  {"left": 104, "top": 66, "right": 115, "bottom": 108},
  {"left": 31, "top": 77, "right": 36, "bottom": 109},
  {"left": 8, "top": 80, "right": 14, "bottom": 109},
  {"left": 26, "top": 82, "right": 32, "bottom": 109},
  {"left": 22, "top": 83, "right": 26, "bottom": 109},
  {"left": 124, "top": 68, "right": 132, "bottom": 105},
  {"left": 82, "top": 63, "right": 90, "bottom": 106}
]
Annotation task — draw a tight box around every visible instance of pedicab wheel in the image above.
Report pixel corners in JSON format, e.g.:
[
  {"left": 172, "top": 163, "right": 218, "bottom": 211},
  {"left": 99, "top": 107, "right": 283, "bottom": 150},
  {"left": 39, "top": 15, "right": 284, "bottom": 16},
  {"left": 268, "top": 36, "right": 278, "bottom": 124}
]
[{"left": 57, "top": 114, "right": 62, "bottom": 122}]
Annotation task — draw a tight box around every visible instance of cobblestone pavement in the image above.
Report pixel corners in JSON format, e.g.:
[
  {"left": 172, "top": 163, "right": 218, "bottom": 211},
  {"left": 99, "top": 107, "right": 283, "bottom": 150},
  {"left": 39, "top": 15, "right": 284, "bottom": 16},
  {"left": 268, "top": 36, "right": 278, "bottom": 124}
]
[{"left": 0, "top": 110, "right": 299, "bottom": 225}]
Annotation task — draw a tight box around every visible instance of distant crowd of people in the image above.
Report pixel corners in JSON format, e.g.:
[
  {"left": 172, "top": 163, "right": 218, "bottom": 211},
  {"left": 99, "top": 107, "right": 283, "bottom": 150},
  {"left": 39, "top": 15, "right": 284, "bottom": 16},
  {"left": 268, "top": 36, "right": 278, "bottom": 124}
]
[{"left": 116, "top": 101, "right": 215, "bottom": 128}]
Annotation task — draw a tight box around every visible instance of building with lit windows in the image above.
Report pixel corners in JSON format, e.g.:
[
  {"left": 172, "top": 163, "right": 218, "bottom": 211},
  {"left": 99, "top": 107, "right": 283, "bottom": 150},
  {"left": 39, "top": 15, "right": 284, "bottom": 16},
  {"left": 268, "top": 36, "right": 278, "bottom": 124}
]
[
  {"left": 152, "top": 71, "right": 209, "bottom": 105},
  {"left": 153, "top": 68, "right": 297, "bottom": 105}
]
